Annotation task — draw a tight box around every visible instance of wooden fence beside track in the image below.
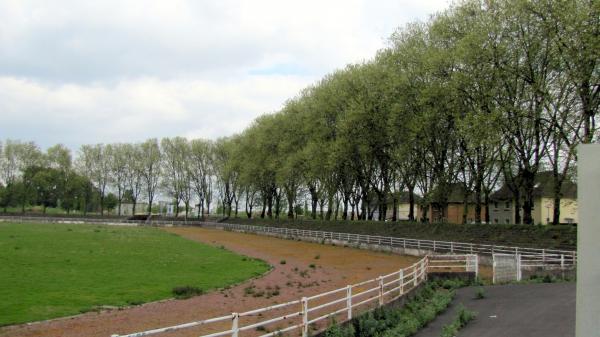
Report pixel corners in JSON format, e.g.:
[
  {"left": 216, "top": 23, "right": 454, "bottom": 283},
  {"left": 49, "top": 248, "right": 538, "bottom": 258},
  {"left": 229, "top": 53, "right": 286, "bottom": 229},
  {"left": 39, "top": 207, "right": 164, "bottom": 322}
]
[{"left": 110, "top": 254, "right": 478, "bottom": 337}]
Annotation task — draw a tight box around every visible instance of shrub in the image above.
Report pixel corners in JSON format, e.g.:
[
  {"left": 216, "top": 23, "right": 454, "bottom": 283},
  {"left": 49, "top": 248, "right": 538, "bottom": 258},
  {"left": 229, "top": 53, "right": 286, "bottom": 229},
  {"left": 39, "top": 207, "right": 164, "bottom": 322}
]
[
  {"left": 475, "top": 287, "right": 486, "bottom": 299},
  {"left": 441, "top": 305, "right": 476, "bottom": 337},
  {"left": 280, "top": 259, "right": 286, "bottom": 264},
  {"left": 172, "top": 286, "right": 204, "bottom": 299},
  {"left": 309, "top": 263, "right": 316, "bottom": 269}
]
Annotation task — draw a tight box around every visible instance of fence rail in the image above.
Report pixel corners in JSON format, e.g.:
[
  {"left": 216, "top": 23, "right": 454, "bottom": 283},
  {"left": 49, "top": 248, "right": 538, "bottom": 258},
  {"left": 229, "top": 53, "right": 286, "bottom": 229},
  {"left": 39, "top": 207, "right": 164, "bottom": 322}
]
[
  {"left": 0, "top": 216, "right": 577, "bottom": 266},
  {"left": 111, "top": 254, "right": 477, "bottom": 337},
  {"left": 200, "top": 222, "right": 577, "bottom": 267}
]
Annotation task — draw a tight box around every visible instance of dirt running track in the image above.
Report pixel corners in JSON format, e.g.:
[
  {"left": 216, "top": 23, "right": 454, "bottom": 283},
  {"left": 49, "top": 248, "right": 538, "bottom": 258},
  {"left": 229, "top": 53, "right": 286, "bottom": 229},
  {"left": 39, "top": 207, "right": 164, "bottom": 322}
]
[{"left": 0, "top": 227, "right": 420, "bottom": 337}]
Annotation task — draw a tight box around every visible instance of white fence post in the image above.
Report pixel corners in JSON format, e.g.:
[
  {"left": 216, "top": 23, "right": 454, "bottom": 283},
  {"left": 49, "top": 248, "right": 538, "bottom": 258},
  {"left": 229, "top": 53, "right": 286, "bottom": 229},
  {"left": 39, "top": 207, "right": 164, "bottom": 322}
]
[
  {"left": 399, "top": 269, "right": 404, "bottom": 295},
  {"left": 450, "top": 242, "right": 454, "bottom": 253},
  {"left": 414, "top": 265, "right": 418, "bottom": 287},
  {"left": 378, "top": 277, "right": 384, "bottom": 306},
  {"left": 302, "top": 297, "right": 308, "bottom": 337},
  {"left": 475, "top": 254, "right": 479, "bottom": 279},
  {"left": 231, "top": 313, "right": 239, "bottom": 337},
  {"left": 492, "top": 256, "right": 497, "bottom": 284},
  {"left": 561, "top": 254, "right": 565, "bottom": 270},
  {"left": 346, "top": 286, "right": 352, "bottom": 320},
  {"left": 516, "top": 253, "right": 522, "bottom": 282}
]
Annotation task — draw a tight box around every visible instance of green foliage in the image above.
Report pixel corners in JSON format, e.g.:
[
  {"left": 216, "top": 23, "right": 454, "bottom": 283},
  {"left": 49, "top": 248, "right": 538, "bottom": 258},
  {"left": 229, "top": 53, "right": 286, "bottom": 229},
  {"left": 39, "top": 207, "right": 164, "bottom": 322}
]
[
  {"left": 475, "top": 287, "right": 485, "bottom": 299},
  {"left": 322, "top": 280, "right": 464, "bottom": 337},
  {"left": 0, "top": 222, "right": 269, "bottom": 325},
  {"left": 172, "top": 286, "right": 204, "bottom": 299},
  {"left": 440, "top": 305, "right": 476, "bottom": 337}
]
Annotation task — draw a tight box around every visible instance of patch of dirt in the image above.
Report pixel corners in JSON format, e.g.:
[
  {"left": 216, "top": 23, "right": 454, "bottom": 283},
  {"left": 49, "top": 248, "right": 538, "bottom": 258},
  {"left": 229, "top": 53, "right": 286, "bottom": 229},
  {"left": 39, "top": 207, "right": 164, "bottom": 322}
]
[{"left": 0, "top": 227, "right": 420, "bottom": 337}]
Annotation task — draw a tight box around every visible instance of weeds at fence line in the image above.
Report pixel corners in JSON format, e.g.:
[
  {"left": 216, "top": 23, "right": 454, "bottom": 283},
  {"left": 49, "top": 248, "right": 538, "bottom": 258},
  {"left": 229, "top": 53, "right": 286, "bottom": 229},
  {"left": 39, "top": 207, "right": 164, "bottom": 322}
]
[
  {"left": 321, "top": 279, "right": 468, "bottom": 337},
  {"left": 475, "top": 287, "right": 486, "bottom": 299}
]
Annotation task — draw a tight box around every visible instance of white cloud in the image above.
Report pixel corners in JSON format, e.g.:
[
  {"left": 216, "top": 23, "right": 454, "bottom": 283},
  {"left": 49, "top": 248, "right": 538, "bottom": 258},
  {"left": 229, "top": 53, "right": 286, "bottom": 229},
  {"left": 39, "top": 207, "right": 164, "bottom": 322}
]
[{"left": 0, "top": 0, "right": 450, "bottom": 150}]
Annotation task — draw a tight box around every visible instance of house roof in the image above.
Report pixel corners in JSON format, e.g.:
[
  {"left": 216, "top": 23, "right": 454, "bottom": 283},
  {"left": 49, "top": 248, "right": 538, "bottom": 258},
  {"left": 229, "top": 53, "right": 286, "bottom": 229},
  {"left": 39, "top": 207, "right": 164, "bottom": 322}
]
[{"left": 490, "top": 171, "right": 577, "bottom": 201}]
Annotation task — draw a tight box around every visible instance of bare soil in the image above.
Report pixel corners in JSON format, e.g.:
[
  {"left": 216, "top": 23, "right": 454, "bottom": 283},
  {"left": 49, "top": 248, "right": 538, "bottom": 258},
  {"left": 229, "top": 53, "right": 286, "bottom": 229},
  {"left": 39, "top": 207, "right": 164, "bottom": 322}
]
[{"left": 0, "top": 227, "right": 420, "bottom": 337}]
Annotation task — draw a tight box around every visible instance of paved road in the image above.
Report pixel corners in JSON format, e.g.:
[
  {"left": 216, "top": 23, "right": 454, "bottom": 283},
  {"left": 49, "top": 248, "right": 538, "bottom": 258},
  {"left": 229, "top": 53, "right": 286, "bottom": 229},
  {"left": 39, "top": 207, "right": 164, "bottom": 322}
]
[{"left": 414, "top": 282, "right": 575, "bottom": 337}]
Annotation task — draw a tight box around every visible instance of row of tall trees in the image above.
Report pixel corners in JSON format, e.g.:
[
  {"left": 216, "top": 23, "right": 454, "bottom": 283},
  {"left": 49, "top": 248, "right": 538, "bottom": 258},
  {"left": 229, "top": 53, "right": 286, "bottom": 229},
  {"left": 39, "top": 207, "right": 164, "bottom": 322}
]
[
  {"left": 0, "top": 0, "right": 597, "bottom": 224},
  {"left": 216, "top": 0, "right": 598, "bottom": 224}
]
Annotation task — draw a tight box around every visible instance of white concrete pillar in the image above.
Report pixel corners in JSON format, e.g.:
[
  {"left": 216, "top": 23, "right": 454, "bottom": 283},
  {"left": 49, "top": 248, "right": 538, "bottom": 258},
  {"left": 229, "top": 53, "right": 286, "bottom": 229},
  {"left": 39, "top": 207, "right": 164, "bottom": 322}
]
[{"left": 576, "top": 144, "right": 600, "bottom": 337}]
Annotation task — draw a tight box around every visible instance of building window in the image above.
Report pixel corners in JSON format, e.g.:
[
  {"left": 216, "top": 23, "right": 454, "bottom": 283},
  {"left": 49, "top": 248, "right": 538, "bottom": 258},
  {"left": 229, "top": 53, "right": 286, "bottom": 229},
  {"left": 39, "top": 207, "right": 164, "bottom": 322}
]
[
  {"left": 494, "top": 218, "right": 498, "bottom": 224},
  {"left": 505, "top": 218, "right": 510, "bottom": 224},
  {"left": 505, "top": 201, "right": 510, "bottom": 209},
  {"left": 494, "top": 202, "right": 498, "bottom": 209}
]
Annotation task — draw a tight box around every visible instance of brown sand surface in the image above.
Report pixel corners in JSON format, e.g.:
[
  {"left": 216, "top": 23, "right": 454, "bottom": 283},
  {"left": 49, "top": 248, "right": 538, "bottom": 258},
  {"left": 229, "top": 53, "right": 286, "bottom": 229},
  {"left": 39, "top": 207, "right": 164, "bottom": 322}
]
[{"left": 1, "top": 227, "right": 421, "bottom": 337}]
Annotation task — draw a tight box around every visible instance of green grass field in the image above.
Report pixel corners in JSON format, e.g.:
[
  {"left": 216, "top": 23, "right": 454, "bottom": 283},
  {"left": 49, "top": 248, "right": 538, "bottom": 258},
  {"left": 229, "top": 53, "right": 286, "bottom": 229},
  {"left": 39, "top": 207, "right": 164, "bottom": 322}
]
[{"left": 0, "top": 222, "right": 270, "bottom": 326}]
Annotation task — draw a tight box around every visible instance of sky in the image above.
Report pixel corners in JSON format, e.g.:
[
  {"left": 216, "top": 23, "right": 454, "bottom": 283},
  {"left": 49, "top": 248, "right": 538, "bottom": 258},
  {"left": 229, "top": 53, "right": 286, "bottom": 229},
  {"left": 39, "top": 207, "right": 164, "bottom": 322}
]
[{"left": 0, "top": 0, "right": 450, "bottom": 151}]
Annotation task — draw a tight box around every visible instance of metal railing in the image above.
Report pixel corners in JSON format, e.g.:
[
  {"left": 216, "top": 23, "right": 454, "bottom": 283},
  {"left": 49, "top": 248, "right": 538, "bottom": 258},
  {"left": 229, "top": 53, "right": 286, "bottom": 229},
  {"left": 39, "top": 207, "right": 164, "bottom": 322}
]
[{"left": 111, "top": 254, "right": 476, "bottom": 337}]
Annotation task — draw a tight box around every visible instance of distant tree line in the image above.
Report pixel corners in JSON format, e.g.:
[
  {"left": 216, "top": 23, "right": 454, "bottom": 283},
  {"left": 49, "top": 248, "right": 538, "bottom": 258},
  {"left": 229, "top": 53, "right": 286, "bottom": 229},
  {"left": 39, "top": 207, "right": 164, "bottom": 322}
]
[{"left": 0, "top": 0, "right": 597, "bottom": 224}]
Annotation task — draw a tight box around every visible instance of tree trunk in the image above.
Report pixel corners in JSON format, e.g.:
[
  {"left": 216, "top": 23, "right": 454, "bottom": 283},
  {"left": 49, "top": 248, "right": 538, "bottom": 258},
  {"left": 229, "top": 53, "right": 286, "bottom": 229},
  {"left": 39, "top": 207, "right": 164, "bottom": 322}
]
[
  {"left": 521, "top": 169, "right": 535, "bottom": 225},
  {"left": 342, "top": 198, "right": 349, "bottom": 220},
  {"left": 287, "top": 194, "right": 294, "bottom": 219},
  {"left": 484, "top": 192, "right": 490, "bottom": 224},
  {"left": 474, "top": 179, "right": 482, "bottom": 224},
  {"left": 408, "top": 187, "right": 415, "bottom": 221},
  {"left": 552, "top": 172, "right": 563, "bottom": 225}
]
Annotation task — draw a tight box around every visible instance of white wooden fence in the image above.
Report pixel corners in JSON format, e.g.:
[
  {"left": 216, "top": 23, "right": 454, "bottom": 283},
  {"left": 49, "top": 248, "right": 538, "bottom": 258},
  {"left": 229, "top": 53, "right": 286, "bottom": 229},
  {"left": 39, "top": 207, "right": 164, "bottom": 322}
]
[
  {"left": 111, "top": 254, "right": 477, "bottom": 337},
  {"left": 202, "top": 222, "right": 576, "bottom": 268},
  {"left": 1, "top": 215, "right": 576, "bottom": 267},
  {"left": 493, "top": 252, "right": 574, "bottom": 283}
]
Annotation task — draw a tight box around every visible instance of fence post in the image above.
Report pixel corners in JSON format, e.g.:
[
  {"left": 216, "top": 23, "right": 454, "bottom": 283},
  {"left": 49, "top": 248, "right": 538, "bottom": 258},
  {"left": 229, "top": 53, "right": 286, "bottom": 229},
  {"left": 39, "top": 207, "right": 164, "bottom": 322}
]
[
  {"left": 542, "top": 249, "right": 546, "bottom": 263},
  {"left": 475, "top": 254, "right": 479, "bottom": 279},
  {"left": 414, "top": 265, "right": 418, "bottom": 287},
  {"left": 302, "top": 297, "right": 308, "bottom": 337},
  {"left": 450, "top": 242, "right": 454, "bottom": 253},
  {"left": 346, "top": 286, "right": 352, "bottom": 320},
  {"left": 399, "top": 269, "right": 404, "bottom": 295},
  {"left": 378, "top": 276, "right": 384, "bottom": 306},
  {"left": 433, "top": 240, "right": 436, "bottom": 252},
  {"left": 231, "top": 312, "right": 239, "bottom": 337},
  {"left": 561, "top": 254, "right": 565, "bottom": 270},
  {"left": 492, "top": 257, "right": 497, "bottom": 284},
  {"left": 516, "top": 253, "right": 522, "bottom": 282}
]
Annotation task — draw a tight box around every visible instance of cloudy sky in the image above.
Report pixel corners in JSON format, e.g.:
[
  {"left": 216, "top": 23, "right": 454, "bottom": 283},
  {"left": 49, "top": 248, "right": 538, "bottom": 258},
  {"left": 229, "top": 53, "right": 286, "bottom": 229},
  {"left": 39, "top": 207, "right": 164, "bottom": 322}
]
[{"left": 0, "top": 0, "right": 450, "bottom": 150}]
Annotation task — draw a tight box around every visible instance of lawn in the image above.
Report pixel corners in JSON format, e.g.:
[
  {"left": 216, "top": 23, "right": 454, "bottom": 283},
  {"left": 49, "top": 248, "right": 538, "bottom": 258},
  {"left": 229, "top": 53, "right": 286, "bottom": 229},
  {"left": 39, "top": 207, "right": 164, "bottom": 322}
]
[{"left": 0, "top": 222, "right": 270, "bottom": 326}]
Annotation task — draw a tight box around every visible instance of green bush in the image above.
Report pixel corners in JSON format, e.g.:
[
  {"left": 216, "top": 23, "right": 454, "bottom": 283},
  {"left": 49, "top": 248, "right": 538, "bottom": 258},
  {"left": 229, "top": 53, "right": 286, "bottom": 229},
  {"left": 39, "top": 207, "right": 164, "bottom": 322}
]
[
  {"left": 172, "top": 286, "right": 204, "bottom": 299},
  {"left": 440, "top": 305, "right": 476, "bottom": 337},
  {"left": 321, "top": 279, "right": 467, "bottom": 337},
  {"left": 475, "top": 287, "right": 486, "bottom": 299}
]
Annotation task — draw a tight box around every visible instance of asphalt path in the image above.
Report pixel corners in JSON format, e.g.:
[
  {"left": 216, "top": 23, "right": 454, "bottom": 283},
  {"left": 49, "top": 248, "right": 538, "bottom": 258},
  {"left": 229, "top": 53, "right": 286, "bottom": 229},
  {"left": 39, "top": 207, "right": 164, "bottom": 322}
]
[{"left": 413, "top": 282, "right": 575, "bottom": 337}]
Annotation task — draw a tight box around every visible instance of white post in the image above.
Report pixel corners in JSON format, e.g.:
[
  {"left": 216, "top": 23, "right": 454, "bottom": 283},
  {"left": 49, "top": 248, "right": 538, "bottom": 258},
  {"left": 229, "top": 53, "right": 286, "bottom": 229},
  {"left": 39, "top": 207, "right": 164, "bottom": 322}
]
[
  {"left": 516, "top": 253, "right": 522, "bottom": 282},
  {"left": 378, "top": 277, "right": 384, "bottom": 306},
  {"left": 414, "top": 265, "right": 418, "bottom": 287},
  {"left": 433, "top": 240, "right": 436, "bottom": 251},
  {"left": 231, "top": 313, "right": 239, "bottom": 337},
  {"left": 302, "top": 297, "right": 308, "bottom": 337},
  {"left": 399, "top": 269, "right": 404, "bottom": 295},
  {"left": 542, "top": 249, "right": 547, "bottom": 264},
  {"left": 346, "top": 286, "right": 352, "bottom": 320},
  {"left": 475, "top": 254, "right": 479, "bottom": 279},
  {"left": 561, "top": 254, "right": 565, "bottom": 270},
  {"left": 492, "top": 256, "right": 497, "bottom": 284},
  {"left": 450, "top": 241, "right": 454, "bottom": 253}
]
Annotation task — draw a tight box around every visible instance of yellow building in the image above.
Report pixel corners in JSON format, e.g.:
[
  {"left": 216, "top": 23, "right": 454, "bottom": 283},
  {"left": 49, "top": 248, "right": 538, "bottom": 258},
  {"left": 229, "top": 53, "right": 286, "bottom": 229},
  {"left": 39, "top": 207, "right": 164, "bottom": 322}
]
[{"left": 490, "top": 171, "right": 578, "bottom": 225}]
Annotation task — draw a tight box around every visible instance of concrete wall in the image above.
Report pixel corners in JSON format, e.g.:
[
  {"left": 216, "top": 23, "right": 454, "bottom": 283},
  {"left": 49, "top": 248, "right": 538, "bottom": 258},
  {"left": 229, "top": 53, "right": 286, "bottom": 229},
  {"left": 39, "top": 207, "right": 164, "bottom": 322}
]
[{"left": 576, "top": 144, "right": 600, "bottom": 337}]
